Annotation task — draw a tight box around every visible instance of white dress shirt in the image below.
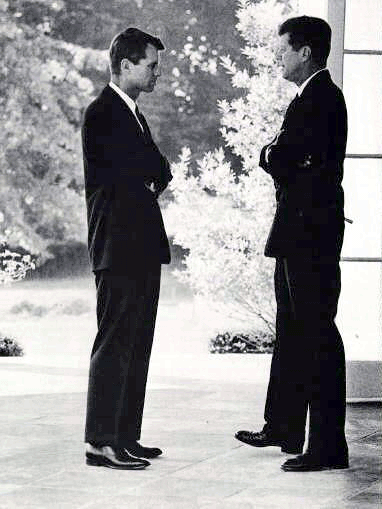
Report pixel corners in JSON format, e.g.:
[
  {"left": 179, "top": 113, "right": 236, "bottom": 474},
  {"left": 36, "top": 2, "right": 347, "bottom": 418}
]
[{"left": 108, "top": 81, "right": 144, "bottom": 131}]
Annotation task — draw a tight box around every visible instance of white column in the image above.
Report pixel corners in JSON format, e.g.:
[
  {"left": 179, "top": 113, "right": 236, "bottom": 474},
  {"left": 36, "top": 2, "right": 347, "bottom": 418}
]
[{"left": 327, "top": 0, "right": 346, "bottom": 88}]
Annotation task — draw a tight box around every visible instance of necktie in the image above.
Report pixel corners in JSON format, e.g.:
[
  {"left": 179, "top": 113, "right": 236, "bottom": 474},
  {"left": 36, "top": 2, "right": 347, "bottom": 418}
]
[
  {"left": 280, "top": 94, "right": 300, "bottom": 131},
  {"left": 135, "top": 106, "right": 152, "bottom": 141},
  {"left": 135, "top": 106, "right": 156, "bottom": 192}
]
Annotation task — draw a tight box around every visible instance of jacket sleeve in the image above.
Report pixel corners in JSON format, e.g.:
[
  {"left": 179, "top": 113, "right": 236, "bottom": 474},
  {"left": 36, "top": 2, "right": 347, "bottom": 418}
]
[
  {"left": 260, "top": 92, "right": 347, "bottom": 182},
  {"left": 152, "top": 150, "right": 173, "bottom": 196},
  {"left": 259, "top": 144, "right": 270, "bottom": 171}
]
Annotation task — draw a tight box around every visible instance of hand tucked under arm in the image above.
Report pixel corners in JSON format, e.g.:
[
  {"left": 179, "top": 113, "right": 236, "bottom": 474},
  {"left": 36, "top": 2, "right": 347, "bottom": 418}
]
[
  {"left": 260, "top": 113, "right": 331, "bottom": 180},
  {"left": 152, "top": 155, "right": 173, "bottom": 197}
]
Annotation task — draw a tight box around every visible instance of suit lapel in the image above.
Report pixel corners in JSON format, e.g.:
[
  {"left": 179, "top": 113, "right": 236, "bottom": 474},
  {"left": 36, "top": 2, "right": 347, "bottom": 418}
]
[
  {"left": 286, "top": 93, "right": 299, "bottom": 112},
  {"left": 283, "top": 70, "right": 332, "bottom": 122},
  {"left": 102, "top": 85, "right": 150, "bottom": 141},
  {"left": 281, "top": 94, "right": 301, "bottom": 129},
  {"left": 298, "top": 69, "right": 332, "bottom": 101}
]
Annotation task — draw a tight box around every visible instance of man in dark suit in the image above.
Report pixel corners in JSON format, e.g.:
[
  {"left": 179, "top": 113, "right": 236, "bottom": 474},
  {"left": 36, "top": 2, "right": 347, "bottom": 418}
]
[
  {"left": 235, "top": 16, "right": 349, "bottom": 472},
  {"left": 82, "top": 28, "right": 172, "bottom": 470}
]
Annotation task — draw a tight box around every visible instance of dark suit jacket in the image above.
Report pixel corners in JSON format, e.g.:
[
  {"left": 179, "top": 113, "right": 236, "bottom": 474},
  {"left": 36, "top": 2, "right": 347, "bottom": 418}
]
[
  {"left": 259, "top": 70, "right": 347, "bottom": 260},
  {"left": 82, "top": 85, "right": 172, "bottom": 271}
]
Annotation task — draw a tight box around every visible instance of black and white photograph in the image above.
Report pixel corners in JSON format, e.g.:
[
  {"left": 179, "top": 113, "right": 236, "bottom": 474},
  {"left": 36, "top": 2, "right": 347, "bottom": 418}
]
[{"left": 0, "top": 0, "right": 381, "bottom": 507}]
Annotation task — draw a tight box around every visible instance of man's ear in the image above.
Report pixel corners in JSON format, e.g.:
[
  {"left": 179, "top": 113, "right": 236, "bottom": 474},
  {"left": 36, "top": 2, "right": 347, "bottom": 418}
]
[
  {"left": 300, "top": 45, "right": 312, "bottom": 62},
  {"left": 120, "top": 58, "right": 131, "bottom": 72}
]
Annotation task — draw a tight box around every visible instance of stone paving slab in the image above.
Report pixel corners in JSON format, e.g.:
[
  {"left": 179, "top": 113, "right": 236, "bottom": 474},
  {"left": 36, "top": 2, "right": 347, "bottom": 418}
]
[{"left": 0, "top": 363, "right": 380, "bottom": 508}]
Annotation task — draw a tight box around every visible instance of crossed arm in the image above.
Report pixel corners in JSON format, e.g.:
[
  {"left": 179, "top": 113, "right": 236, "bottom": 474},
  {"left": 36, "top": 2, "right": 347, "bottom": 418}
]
[
  {"left": 259, "top": 93, "right": 347, "bottom": 185},
  {"left": 82, "top": 107, "right": 172, "bottom": 195},
  {"left": 260, "top": 117, "right": 326, "bottom": 181},
  {"left": 259, "top": 91, "right": 347, "bottom": 218}
]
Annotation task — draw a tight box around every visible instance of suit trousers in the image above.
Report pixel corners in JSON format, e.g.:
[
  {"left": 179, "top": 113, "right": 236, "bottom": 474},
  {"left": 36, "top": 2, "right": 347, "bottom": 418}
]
[
  {"left": 85, "top": 264, "right": 161, "bottom": 447},
  {"left": 264, "top": 257, "right": 347, "bottom": 459}
]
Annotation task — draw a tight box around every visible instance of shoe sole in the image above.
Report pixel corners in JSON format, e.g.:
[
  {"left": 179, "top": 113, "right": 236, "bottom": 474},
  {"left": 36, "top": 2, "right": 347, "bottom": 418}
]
[
  {"left": 281, "top": 463, "right": 349, "bottom": 472},
  {"left": 126, "top": 451, "right": 163, "bottom": 459},
  {"left": 86, "top": 455, "right": 148, "bottom": 470}
]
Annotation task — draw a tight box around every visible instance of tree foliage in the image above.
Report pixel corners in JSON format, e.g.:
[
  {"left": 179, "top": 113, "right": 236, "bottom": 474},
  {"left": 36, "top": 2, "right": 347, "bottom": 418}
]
[
  {"left": 0, "top": 1, "right": 101, "bottom": 259},
  {"left": 0, "top": 0, "right": 244, "bottom": 264},
  {"left": 165, "top": 0, "right": 296, "bottom": 331},
  {"left": 0, "top": 242, "right": 35, "bottom": 285}
]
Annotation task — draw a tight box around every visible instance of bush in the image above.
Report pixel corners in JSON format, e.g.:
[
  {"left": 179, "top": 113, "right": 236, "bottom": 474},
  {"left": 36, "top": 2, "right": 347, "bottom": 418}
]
[
  {"left": 0, "top": 245, "right": 35, "bottom": 285},
  {"left": 166, "top": 0, "right": 296, "bottom": 330},
  {"left": 25, "top": 242, "right": 91, "bottom": 280},
  {"left": 10, "top": 300, "right": 50, "bottom": 317},
  {"left": 58, "top": 299, "right": 91, "bottom": 316},
  {"left": 0, "top": 335, "right": 24, "bottom": 357},
  {"left": 209, "top": 331, "right": 275, "bottom": 354},
  {"left": 10, "top": 298, "right": 92, "bottom": 317}
]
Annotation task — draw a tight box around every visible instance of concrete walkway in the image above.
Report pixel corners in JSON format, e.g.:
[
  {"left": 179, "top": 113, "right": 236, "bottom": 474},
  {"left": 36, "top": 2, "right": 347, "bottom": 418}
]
[
  {"left": 0, "top": 357, "right": 380, "bottom": 509},
  {"left": 0, "top": 277, "right": 381, "bottom": 508}
]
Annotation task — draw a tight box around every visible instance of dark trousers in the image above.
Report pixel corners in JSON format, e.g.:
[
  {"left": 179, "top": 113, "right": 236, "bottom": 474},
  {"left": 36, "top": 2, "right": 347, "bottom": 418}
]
[
  {"left": 264, "top": 257, "right": 348, "bottom": 459},
  {"left": 85, "top": 264, "right": 161, "bottom": 447}
]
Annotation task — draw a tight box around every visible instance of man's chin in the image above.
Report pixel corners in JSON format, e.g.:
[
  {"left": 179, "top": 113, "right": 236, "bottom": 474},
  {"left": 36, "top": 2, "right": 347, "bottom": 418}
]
[
  {"left": 145, "top": 83, "right": 156, "bottom": 92},
  {"left": 282, "top": 71, "right": 294, "bottom": 83}
]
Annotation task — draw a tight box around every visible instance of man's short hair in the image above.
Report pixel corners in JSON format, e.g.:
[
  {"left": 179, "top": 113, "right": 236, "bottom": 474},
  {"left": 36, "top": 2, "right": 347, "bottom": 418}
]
[
  {"left": 279, "top": 16, "right": 331, "bottom": 67},
  {"left": 109, "top": 27, "right": 164, "bottom": 75}
]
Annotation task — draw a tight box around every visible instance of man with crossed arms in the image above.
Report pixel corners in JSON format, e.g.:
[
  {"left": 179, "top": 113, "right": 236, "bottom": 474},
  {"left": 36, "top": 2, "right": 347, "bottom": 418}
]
[
  {"left": 236, "top": 16, "right": 349, "bottom": 472},
  {"left": 82, "top": 28, "right": 172, "bottom": 470}
]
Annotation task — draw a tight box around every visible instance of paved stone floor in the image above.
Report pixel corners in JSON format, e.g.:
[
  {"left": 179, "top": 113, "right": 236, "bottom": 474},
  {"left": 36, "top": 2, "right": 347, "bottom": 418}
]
[{"left": 0, "top": 361, "right": 380, "bottom": 509}]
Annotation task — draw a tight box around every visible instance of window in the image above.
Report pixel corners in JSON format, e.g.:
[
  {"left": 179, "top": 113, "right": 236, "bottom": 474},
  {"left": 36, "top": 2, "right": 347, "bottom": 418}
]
[
  {"left": 329, "top": 0, "right": 382, "bottom": 362},
  {"left": 298, "top": 0, "right": 382, "bottom": 364}
]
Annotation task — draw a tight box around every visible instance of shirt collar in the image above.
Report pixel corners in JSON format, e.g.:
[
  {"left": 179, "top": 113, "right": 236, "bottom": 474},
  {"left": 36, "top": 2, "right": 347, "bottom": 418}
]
[
  {"left": 297, "top": 68, "right": 327, "bottom": 96},
  {"left": 109, "top": 81, "right": 137, "bottom": 113}
]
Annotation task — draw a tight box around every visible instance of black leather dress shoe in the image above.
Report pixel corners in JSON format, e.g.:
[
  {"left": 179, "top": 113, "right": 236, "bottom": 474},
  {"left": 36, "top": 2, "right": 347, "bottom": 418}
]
[
  {"left": 281, "top": 453, "right": 349, "bottom": 472},
  {"left": 125, "top": 441, "right": 163, "bottom": 459},
  {"left": 235, "top": 430, "right": 302, "bottom": 454},
  {"left": 235, "top": 430, "right": 281, "bottom": 447},
  {"left": 85, "top": 445, "right": 150, "bottom": 469}
]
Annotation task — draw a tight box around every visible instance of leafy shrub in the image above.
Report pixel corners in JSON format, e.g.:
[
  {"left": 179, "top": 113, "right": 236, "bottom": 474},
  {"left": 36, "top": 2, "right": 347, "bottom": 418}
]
[
  {"left": 166, "top": 0, "right": 296, "bottom": 330},
  {"left": 209, "top": 331, "right": 275, "bottom": 354},
  {"left": 0, "top": 246, "right": 35, "bottom": 285},
  {"left": 58, "top": 299, "right": 91, "bottom": 316},
  {"left": 10, "top": 300, "right": 50, "bottom": 317},
  {"left": 10, "top": 298, "right": 92, "bottom": 317},
  {"left": 0, "top": 335, "right": 24, "bottom": 357}
]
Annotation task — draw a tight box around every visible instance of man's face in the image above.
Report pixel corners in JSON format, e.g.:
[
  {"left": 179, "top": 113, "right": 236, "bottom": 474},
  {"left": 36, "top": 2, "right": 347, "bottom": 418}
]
[
  {"left": 127, "top": 43, "right": 161, "bottom": 93},
  {"left": 277, "top": 33, "right": 304, "bottom": 84}
]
